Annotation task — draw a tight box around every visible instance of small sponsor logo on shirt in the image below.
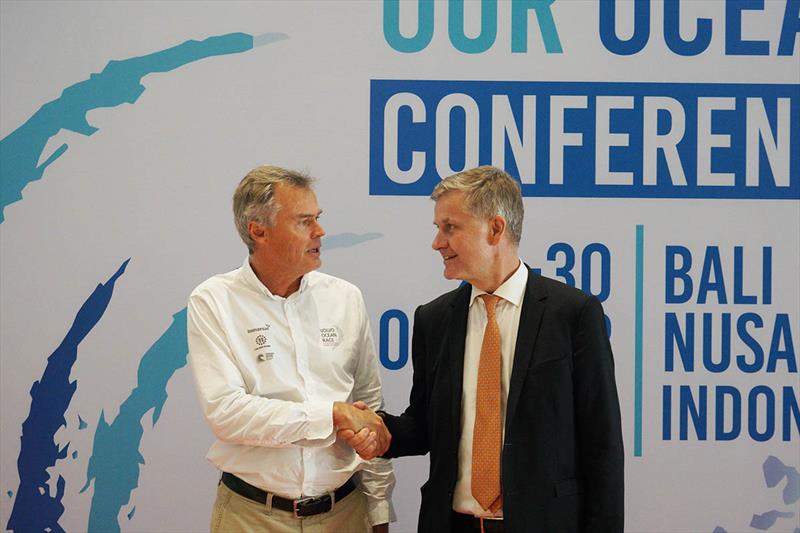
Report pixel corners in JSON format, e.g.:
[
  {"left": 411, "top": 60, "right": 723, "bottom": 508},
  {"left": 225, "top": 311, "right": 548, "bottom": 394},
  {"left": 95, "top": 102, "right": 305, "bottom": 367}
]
[
  {"left": 257, "top": 352, "right": 274, "bottom": 362},
  {"left": 320, "top": 326, "right": 341, "bottom": 347},
  {"left": 249, "top": 324, "right": 272, "bottom": 351}
]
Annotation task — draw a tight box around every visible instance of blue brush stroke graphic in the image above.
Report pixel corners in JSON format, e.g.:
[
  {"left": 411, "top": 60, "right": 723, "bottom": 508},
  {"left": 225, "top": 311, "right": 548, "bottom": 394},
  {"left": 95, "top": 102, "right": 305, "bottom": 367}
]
[
  {"left": 6, "top": 260, "right": 129, "bottom": 533},
  {"left": 717, "top": 456, "right": 800, "bottom": 532},
  {"left": 764, "top": 455, "right": 800, "bottom": 505},
  {"left": 127, "top": 506, "right": 136, "bottom": 521},
  {"left": 325, "top": 232, "right": 383, "bottom": 250},
  {"left": 750, "top": 510, "right": 795, "bottom": 530},
  {"left": 82, "top": 309, "right": 188, "bottom": 533},
  {"left": 78, "top": 415, "right": 87, "bottom": 430},
  {"left": 0, "top": 31, "right": 287, "bottom": 223}
]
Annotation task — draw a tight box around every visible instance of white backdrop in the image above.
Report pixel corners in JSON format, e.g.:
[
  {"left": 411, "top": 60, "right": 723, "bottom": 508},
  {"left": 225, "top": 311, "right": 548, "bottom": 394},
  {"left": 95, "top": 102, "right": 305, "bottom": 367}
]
[{"left": 1, "top": 1, "right": 798, "bottom": 532}]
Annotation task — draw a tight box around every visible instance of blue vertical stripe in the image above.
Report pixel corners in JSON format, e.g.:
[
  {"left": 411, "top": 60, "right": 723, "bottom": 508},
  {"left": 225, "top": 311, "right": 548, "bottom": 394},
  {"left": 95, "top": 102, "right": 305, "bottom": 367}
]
[{"left": 634, "top": 225, "right": 644, "bottom": 457}]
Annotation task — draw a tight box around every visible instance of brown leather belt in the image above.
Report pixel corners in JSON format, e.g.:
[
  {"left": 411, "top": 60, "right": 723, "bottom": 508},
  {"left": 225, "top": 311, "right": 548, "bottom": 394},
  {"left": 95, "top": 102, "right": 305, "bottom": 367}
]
[{"left": 220, "top": 472, "right": 356, "bottom": 518}]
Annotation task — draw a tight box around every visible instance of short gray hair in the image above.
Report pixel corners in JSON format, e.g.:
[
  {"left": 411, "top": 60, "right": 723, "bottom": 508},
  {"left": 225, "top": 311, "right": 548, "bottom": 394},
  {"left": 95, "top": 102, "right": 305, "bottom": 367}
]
[
  {"left": 233, "top": 165, "right": 314, "bottom": 253},
  {"left": 431, "top": 166, "right": 523, "bottom": 245}
]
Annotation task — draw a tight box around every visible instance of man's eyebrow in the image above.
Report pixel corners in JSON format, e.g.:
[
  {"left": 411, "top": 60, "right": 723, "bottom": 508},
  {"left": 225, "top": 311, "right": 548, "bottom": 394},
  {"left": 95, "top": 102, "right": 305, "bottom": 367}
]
[{"left": 295, "top": 210, "right": 323, "bottom": 219}]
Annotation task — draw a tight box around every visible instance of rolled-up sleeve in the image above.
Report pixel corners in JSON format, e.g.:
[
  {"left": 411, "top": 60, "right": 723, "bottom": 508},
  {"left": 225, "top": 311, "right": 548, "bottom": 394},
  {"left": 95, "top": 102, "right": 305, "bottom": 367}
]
[{"left": 360, "top": 457, "right": 396, "bottom": 525}]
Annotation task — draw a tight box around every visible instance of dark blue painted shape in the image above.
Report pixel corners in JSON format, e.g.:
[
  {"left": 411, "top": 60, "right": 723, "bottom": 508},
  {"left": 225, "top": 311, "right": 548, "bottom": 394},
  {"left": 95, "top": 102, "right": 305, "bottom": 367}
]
[{"left": 6, "top": 259, "right": 129, "bottom": 533}]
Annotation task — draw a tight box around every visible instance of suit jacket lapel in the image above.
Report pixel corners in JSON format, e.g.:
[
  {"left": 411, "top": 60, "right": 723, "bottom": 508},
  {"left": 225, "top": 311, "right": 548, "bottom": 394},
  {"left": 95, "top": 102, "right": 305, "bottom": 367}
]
[
  {"left": 446, "top": 284, "right": 471, "bottom": 440},
  {"left": 505, "top": 269, "right": 547, "bottom": 428}
]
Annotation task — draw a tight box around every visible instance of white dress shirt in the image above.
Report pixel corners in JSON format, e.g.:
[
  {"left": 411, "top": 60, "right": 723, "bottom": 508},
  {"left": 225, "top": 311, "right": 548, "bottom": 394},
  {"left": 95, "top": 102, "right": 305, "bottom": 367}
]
[
  {"left": 187, "top": 257, "right": 394, "bottom": 525},
  {"left": 453, "top": 259, "right": 527, "bottom": 518}
]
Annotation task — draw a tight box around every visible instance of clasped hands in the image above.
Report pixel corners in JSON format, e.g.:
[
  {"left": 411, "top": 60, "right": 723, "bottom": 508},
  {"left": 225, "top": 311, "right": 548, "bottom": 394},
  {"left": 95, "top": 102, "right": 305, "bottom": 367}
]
[{"left": 333, "top": 401, "right": 391, "bottom": 460}]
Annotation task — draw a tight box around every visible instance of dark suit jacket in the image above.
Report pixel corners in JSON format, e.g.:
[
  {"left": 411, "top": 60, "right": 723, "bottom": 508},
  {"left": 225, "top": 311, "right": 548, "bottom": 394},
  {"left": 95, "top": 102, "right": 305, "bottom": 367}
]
[{"left": 382, "top": 270, "right": 624, "bottom": 533}]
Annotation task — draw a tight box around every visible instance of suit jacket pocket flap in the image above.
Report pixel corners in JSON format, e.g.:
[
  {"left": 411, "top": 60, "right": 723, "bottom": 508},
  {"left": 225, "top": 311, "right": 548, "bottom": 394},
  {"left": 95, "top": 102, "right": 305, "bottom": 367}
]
[{"left": 529, "top": 353, "right": 570, "bottom": 374}]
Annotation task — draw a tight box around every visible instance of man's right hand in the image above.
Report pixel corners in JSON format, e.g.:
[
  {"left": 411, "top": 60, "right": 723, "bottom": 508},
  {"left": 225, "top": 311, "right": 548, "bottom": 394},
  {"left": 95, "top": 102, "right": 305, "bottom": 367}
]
[{"left": 333, "top": 401, "right": 391, "bottom": 460}]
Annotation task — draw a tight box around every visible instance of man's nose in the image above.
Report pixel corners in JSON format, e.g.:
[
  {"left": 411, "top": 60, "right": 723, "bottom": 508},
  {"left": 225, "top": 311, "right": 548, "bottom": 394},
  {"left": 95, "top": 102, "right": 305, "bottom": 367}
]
[
  {"left": 313, "top": 221, "right": 326, "bottom": 238},
  {"left": 432, "top": 231, "right": 445, "bottom": 251}
]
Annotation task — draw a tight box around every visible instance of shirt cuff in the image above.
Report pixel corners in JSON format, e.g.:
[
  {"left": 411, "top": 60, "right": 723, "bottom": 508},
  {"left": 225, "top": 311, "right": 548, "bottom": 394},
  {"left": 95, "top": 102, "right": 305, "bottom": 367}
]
[
  {"left": 305, "top": 400, "right": 335, "bottom": 441},
  {"left": 366, "top": 498, "right": 396, "bottom": 527}
]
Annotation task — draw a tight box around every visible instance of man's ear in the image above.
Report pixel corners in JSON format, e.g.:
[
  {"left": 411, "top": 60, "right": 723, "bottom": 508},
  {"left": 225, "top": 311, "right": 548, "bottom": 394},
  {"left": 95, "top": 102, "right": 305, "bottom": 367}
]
[
  {"left": 488, "top": 215, "right": 506, "bottom": 245},
  {"left": 248, "top": 220, "right": 267, "bottom": 244}
]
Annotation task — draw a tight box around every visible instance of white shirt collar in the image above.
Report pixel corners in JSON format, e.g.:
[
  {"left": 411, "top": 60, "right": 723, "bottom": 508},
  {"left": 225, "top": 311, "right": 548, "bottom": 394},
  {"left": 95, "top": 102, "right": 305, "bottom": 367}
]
[
  {"left": 469, "top": 259, "right": 527, "bottom": 308},
  {"left": 239, "top": 256, "right": 312, "bottom": 299}
]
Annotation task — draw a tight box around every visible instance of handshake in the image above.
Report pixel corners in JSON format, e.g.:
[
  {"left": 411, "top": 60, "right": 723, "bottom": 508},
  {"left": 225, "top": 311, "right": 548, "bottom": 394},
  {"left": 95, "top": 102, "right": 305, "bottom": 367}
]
[{"left": 333, "top": 401, "right": 391, "bottom": 460}]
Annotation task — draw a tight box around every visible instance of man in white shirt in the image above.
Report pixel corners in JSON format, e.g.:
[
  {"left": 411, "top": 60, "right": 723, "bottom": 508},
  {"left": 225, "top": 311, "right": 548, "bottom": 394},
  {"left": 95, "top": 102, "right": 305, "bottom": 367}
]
[{"left": 188, "top": 165, "right": 394, "bottom": 532}]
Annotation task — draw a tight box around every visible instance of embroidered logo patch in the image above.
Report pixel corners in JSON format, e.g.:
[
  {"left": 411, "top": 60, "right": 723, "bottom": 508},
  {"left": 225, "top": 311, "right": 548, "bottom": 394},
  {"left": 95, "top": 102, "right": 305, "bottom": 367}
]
[{"left": 319, "top": 326, "right": 341, "bottom": 347}]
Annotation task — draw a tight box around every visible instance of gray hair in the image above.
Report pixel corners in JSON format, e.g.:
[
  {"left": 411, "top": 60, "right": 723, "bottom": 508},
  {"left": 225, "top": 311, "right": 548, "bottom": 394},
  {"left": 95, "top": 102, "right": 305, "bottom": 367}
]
[
  {"left": 233, "top": 165, "right": 314, "bottom": 253},
  {"left": 431, "top": 166, "right": 523, "bottom": 245}
]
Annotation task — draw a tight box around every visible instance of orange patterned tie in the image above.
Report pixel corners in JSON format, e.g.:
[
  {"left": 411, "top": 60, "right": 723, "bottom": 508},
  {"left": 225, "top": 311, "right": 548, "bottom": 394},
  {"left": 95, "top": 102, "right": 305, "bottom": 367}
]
[{"left": 472, "top": 294, "right": 503, "bottom": 513}]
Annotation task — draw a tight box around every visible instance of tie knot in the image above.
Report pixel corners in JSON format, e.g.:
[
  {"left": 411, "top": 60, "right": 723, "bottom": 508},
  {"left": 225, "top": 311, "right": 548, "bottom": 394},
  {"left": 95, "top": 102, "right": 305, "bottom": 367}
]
[{"left": 480, "top": 294, "right": 500, "bottom": 316}]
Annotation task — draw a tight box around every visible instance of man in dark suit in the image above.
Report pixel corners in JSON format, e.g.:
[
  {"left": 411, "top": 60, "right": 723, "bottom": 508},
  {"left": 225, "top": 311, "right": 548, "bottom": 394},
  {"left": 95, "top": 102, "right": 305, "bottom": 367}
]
[{"left": 346, "top": 166, "right": 623, "bottom": 532}]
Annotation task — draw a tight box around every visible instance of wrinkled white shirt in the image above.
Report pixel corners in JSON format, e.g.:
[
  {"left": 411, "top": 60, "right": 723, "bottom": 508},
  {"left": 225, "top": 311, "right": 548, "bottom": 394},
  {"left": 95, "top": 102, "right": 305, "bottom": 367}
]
[
  {"left": 453, "top": 260, "right": 526, "bottom": 518},
  {"left": 187, "top": 257, "right": 395, "bottom": 525}
]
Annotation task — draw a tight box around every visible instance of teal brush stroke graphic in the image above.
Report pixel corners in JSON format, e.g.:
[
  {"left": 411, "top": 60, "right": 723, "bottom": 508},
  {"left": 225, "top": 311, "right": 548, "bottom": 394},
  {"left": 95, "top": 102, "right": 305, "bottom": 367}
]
[
  {"left": 0, "top": 31, "right": 287, "bottom": 223},
  {"left": 6, "top": 259, "right": 129, "bottom": 533},
  {"left": 325, "top": 232, "right": 383, "bottom": 250},
  {"left": 3, "top": 28, "right": 287, "bottom": 531},
  {"left": 82, "top": 309, "right": 188, "bottom": 533}
]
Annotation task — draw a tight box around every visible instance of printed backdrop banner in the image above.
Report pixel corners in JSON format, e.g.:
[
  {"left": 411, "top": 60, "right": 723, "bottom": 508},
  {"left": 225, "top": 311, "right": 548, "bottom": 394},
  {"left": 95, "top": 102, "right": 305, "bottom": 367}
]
[{"left": 1, "top": 1, "right": 798, "bottom": 532}]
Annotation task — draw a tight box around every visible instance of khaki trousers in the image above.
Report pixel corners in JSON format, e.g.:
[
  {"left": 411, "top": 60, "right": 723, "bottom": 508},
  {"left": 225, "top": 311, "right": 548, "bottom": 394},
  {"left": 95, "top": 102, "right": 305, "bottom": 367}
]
[{"left": 210, "top": 481, "right": 371, "bottom": 533}]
